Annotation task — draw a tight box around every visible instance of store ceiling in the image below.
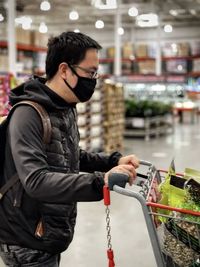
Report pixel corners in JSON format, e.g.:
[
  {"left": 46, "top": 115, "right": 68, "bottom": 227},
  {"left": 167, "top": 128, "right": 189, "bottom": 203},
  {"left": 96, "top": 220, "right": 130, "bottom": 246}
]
[{"left": 0, "top": 0, "right": 200, "bottom": 34}]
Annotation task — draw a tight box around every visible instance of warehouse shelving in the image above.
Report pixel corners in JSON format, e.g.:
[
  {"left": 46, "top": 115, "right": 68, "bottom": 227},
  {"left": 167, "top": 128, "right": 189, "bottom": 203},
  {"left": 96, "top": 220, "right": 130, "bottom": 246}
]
[
  {"left": 124, "top": 114, "right": 174, "bottom": 141},
  {"left": 0, "top": 41, "right": 47, "bottom": 52}
]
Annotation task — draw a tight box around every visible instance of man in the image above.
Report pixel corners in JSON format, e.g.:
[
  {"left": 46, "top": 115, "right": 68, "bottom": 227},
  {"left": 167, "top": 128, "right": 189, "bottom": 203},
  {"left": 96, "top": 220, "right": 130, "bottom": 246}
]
[{"left": 0, "top": 31, "right": 139, "bottom": 266}]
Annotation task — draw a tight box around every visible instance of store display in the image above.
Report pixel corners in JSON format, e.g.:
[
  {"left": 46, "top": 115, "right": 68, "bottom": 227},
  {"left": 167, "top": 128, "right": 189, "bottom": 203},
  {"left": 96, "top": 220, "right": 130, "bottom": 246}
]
[
  {"left": 165, "top": 59, "right": 187, "bottom": 74},
  {"left": 135, "top": 44, "right": 148, "bottom": 57},
  {"left": 102, "top": 80, "right": 125, "bottom": 153},
  {"left": 193, "top": 59, "right": 200, "bottom": 73},
  {"left": 77, "top": 79, "right": 125, "bottom": 153},
  {"left": 122, "top": 42, "right": 134, "bottom": 58},
  {"left": 0, "top": 28, "right": 49, "bottom": 75},
  {"left": 100, "top": 41, "right": 200, "bottom": 78},
  {"left": 138, "top": 60, "right": 155, "bottom": 74},
  {"left": 0, "top": 74, "right": 11, "bottom": 116}
]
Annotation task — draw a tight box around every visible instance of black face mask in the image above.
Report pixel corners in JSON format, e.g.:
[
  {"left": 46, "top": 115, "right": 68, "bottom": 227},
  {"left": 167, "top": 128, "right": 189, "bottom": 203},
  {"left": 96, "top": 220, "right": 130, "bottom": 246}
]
[{"left": 63, "top": 65, "right": 96, "bottom": 102}]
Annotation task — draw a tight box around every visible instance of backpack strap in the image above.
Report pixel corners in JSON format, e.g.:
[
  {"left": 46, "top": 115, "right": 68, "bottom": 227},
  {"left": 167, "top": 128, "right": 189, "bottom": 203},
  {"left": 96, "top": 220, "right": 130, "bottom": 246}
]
[
  {"left": 0, "top": 174, "right": 19, "bottom": 200},
  {"left": 12, "top": 100, "right": 51, "bottom": 144},
  {"left": 0, "top": 100, "right": 52, "bottom": 201}
]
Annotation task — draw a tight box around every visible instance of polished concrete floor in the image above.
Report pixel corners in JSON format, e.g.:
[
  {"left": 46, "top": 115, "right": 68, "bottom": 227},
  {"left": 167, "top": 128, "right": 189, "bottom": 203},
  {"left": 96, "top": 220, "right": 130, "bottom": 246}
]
[{"left": 1, "top": 120, "right": 200, "bottom": 267}]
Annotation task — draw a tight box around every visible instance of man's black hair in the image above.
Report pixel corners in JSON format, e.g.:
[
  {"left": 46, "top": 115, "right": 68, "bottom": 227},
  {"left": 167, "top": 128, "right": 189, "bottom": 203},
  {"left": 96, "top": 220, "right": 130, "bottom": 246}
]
[{"left": 45, "top": 31, "right": 102, "bottom": 80}]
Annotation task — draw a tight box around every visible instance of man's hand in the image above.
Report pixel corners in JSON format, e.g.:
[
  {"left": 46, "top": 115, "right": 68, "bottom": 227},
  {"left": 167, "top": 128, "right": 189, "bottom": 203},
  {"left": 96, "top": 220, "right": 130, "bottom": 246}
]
[
  {"left": 118, "top": 154, "right": 140, "bottom": 169},
  {"left": 104, "top": 164, "right": 137, "bottom": 186}
]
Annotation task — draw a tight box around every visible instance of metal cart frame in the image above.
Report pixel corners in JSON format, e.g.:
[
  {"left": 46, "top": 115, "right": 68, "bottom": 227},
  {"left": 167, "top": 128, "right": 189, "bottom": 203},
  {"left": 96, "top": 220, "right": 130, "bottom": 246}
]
[{"left": 111, "top": 160, "right": 200, "bottom": 267}]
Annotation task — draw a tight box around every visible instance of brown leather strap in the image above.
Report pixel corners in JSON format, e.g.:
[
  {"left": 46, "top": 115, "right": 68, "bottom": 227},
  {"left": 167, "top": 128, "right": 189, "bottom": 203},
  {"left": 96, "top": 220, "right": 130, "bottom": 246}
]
[
  {"left": 0, "top": 101, "right": 52, "bottom": 201},
  {"left": 0, "top": 174, "right": 19, "bottom": 200},
  {"left": 13, "top": 100, "right": 51, "bottom": 144}
]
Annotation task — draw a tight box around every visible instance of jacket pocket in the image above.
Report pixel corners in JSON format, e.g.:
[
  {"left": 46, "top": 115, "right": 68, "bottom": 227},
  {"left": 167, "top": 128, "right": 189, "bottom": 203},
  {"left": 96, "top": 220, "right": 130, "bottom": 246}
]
[
  {"left": 36, "top": 202, "right": 77, "bottom": 245},
  {"left": 35, "top": 218, "right": 45, "bottom": 239}
]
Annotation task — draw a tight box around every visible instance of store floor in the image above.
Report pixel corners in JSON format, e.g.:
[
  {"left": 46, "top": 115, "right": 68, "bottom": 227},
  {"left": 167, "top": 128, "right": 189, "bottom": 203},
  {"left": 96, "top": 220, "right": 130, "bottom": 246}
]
[{"left": 0, "top": 121, "right": 200, "bottom": 267}]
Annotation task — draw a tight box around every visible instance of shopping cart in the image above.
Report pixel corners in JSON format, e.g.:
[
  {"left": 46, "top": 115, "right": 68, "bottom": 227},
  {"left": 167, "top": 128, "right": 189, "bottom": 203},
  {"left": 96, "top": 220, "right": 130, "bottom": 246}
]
[{"left": 104, "top": 160, "right": 200, "bottom": 267}]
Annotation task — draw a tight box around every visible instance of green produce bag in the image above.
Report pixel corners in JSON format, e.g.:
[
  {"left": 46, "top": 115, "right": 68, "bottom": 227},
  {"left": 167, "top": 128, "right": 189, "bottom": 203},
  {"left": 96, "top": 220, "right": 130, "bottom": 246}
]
[
  {"left": 158, "top": 160, "right": 186, "bottom": 218},
  {"left": 158, "top": 161, "right": 200, "bottom": 267},
  {"left": 158, "top": 160, "right": 200, "bottom": 220}
]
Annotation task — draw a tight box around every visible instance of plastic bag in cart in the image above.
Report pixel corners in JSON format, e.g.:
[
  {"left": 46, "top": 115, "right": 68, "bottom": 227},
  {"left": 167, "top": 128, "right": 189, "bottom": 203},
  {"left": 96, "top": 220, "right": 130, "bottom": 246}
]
[{"left": 156, "top": 160, "right": 200, "bottom": 267}]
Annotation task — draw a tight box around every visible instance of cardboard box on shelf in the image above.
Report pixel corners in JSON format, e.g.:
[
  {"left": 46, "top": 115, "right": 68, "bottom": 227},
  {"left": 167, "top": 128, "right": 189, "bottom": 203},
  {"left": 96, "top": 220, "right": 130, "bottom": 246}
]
[
  {"left": 90, "top": 126, "right": 102, "bottom": 137},
  {"left": 193, "top": 59, "right": 200, "bottom": 72},
  {"left": 0, "top": 55, "right": 8, "bottom": 71},
  {"left": 190, "top": 41, "right": 200, "bottom": 56},
  {"left": 77, "top": 115, "right": 88, "bottom": 127},
  {"left": 90, "top": 137, "right": 102, "bottom": 150},
  {"left": 166, "top": 59, "right": 187, "bottom": 74},
  {"left": 79, "top": 139, "right": 88, "bottom": 150},
  {"left": 78, "top": 127, "right": 88, "bottom": 139},
  {"left": 90, "top": 114, "right": 102, "bottom": 125},
  {"left": 107, "top": 47, "right": 115, "bottom": 58},
  {"left": 122, "top": 61, "right": 132, "bottom": 75},
  {"left": 90, "top": 102, "right": 101, "bottom": 113},
  {"left": 0, "top": 26, "right": 7, "bottom": 40},
  {"left": 135, "top": 44, "right": 148, "bottom": 57},
  {"left": 147, "top": 43, "right": 157, "bottom": 58},
  {"left": 76, "top": 102, "right": 87, "bottom": 113},
  {"left": 162, "top": 43, "right": 178, "bottom": 57},
  {"left": 16, "top": 28, "right": 32, "bottom": 45},
  {"left": 178, "top": 43, "right": 190, "bottom": 57},
  {"left": 31, "top": 31, "right": 49, "bottom": 48},
  {"left": 122, "top": 42, "right": 134, "bottom": 58},
  {"left": 138, "top": 60, "right": 156, "bottom": 74}
]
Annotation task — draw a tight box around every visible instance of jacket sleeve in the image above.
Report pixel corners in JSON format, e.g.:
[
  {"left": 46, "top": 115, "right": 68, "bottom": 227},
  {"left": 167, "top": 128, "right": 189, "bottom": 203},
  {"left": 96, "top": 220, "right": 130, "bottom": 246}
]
[
  {"left": 8, "top": 106, "right": 104, "bottom": 203},
  {"left": 79, "top": 149, "right": 122, "bottom": 173}
]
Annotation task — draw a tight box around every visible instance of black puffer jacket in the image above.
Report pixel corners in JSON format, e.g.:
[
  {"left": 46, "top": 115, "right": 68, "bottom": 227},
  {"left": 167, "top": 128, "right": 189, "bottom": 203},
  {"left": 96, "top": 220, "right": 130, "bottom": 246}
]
[{"left": 0, "top": 77, "right": 122, "bottom": 254}]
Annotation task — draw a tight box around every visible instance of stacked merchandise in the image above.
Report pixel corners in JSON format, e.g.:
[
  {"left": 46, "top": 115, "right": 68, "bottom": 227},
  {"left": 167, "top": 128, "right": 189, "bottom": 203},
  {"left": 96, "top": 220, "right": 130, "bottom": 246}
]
[
  {"left": 89, "top": 86, "right": 102, "bottom": 152},
  {"left": 77, "top": 82, "right": 102, "bottom": 152},
  {"left": 0, "top": 28, "right": 49, "bottom": 75},
  {"left": 0, "top": 74, "right": 11, "bottom": 117},
  {"left": 136, "top": 44, "right": 156, "bottom": 75},
  {"left": 77, "top": 101, "right": 89, "bottom": 150},
  {"left": 77, "top": 79, "right": 125, "bottom": 154},
  {"left": 102, "top": 80, "right": 125, "bottom": 154},
  {"left": 162, "top": 42, "right": 190, "bottom": 74},
  {"left": 0, "top": 48, "right": 8, "bottom": 72}
]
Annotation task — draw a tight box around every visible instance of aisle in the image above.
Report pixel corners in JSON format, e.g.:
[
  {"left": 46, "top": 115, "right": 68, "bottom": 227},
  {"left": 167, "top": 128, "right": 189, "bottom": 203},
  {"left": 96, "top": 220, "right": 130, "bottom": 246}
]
[{"left": 0, "top": 123, "right": 200, "bottom": 267}]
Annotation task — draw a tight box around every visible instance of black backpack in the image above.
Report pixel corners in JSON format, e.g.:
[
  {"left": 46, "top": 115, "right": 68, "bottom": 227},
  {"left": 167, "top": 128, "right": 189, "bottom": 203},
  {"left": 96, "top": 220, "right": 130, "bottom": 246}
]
[{"left": 0, "top": 100, "right": 51, "bottom": 200}]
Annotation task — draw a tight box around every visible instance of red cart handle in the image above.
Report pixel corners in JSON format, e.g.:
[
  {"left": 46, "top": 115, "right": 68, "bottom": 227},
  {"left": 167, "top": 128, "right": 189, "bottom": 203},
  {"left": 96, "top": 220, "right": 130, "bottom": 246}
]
[{"left": 107, "top": 249, "right": 115, "bottom": 267}]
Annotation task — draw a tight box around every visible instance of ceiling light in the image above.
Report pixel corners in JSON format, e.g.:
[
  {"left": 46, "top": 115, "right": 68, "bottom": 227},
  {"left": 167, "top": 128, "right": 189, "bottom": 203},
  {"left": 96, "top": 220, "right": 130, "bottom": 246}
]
[
  {"left": 136, "top": 13, "right": 158, "bottom": 27},
  {"left": 93, "top": 0, "right": 117, "bottom": 9},
  {"left": 164, "top": 24, "right": 173, "bottom": 33},
  {"left": 15, "top": 16, "right": 32, "bottom": 29},
  {"left": 40, "top": 1, "right": 51, "bottom": 11},
  {"left": 39, "top": 22, "right": 48, "bottom": 33},
  {"left": 95, "top": 20, "right": 104, "bottom": 29},
  {"left": 128, "top": 7, "right": 138, "bottom": 17},
  {"left": 0, "top": 14, "right": 4, "bottom": 22},
  {"left": 118, "top": 27, "right": 124, "bottom": 35},
  {"left": 169, "top": 9, "right": 178, "bottom": 16},
  {"left": 74, "top": 29, "right": 80, "bottom": 33},
  {"left": 69, "top": 11, "right": 79, "bottom": 20},
  {"left": 177, "top": 65, "right": 183, "bottom": 71},
  {"left": 190, "top": 9, "right": 197, "bottom": 15},
  {"left": 22, "top": 17, "right": 32, "bottom": 30}
]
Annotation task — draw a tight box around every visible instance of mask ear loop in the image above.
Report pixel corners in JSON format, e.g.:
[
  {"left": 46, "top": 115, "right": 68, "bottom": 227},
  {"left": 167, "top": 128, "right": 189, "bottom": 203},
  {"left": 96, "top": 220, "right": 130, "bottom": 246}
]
[
  {"left": 62, "top": 63, "right": 79, "bottom": 90},
  {"left": 67, "top": 64, "right": 81, "bottom": 78}
]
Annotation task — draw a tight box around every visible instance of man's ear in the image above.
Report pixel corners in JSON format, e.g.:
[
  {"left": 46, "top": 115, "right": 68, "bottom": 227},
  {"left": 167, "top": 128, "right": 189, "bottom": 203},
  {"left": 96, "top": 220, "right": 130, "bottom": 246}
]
[{"left": 58, "top": 62, "right": 70, "bottom": 79}]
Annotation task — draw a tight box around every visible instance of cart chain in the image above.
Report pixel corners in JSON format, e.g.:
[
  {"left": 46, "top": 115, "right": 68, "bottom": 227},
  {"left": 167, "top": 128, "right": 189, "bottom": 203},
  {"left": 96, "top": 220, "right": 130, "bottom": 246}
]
[{"left": 105, "top": 206, "right": 112, "bottom": 249}]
